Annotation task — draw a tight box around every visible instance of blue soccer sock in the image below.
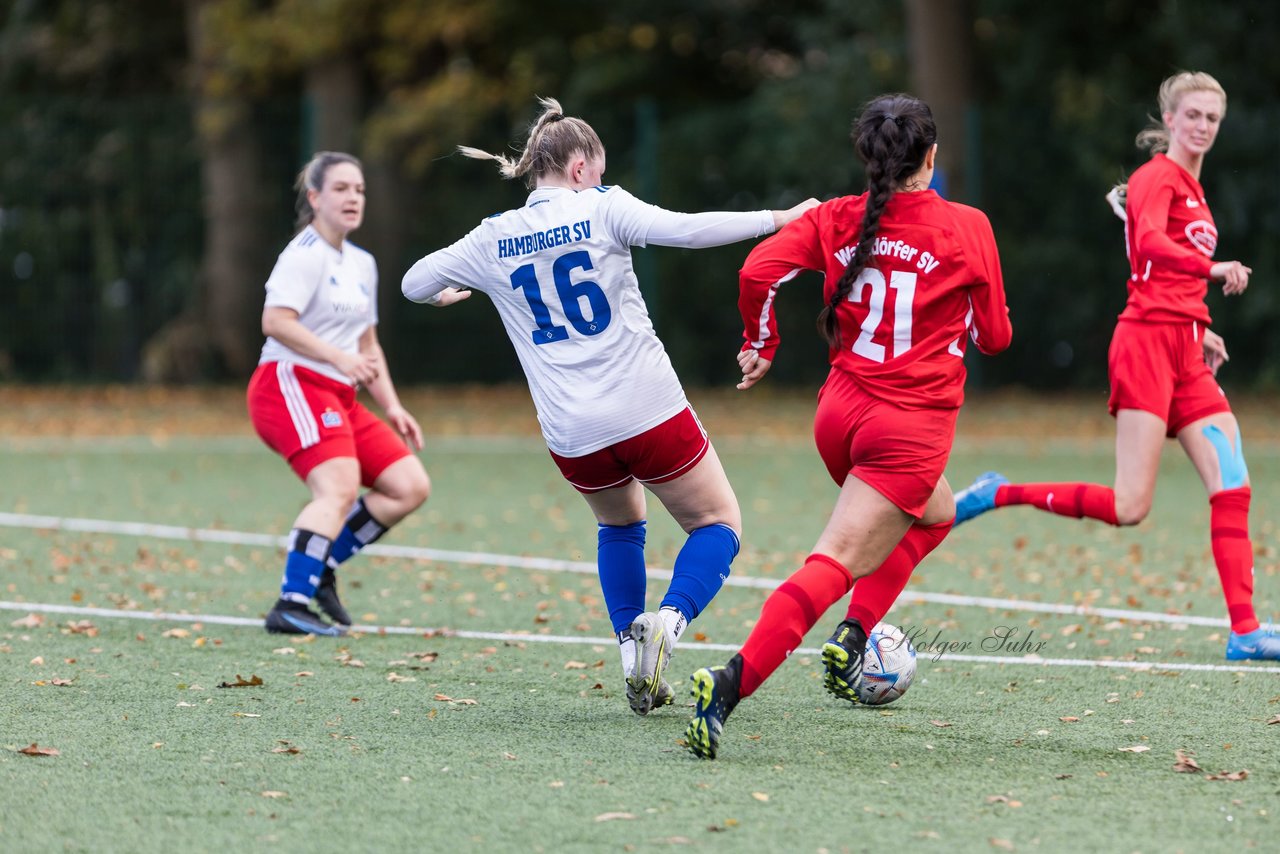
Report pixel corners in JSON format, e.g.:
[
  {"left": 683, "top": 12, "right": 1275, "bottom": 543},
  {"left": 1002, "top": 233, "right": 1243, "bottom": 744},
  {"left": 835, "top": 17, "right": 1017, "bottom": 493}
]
[
  {"left": 597, "top": 521, "right": 648, "bottom": 634},
  {"left": 327, "top": 497, "right": 389, "bottom": 570},
  {"left": 662, "top": 523, "right": 740, "bottom": 623},
  {"left": 280, "top": 529, "right": 332, "bottom": 603}
]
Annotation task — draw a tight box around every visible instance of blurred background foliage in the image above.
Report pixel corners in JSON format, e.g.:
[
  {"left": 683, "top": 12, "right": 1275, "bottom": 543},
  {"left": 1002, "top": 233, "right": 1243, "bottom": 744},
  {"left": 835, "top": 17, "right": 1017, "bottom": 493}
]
[{"left": 1, "top": 0, "right": 1278, "bottom": 392}]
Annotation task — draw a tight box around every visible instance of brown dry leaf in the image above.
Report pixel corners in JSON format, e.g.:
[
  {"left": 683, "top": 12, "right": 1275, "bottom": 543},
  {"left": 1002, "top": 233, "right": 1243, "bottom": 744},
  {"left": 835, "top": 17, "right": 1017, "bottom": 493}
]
[
  {"left": 386, "top": 672, "right": 416, "bottom": 683},
  {"left": 260, "top": 791, "right": 287, "bottom": 799},
  {"left": 335, "top": 652, "right": 365, "bottom": 668},
  {"left": 503, "top": 752, "right": 517, "bottom": 760},
  {"left": 563, "top": 661, "right": 589, "bottom": 670},
  {"left": 18, "top": 743, "right": 59, "bottom": 757},
  {"left": 930, "top": 720, "right": 953, "bottom": 728},
  {"left": 272, "top": 647, "right": 297, "bottom": 656},
  {"left": 1118, "top": 745, "right": 1150, "bottom": 753},
  {"left": 989, "top": 839, "right": 1015, "bottom": 850},
  {"left": 986, "top": 795, "right": 1011, "bottom": 804},
  {"left": 1265, "top": 714, "right": 1280, "bottom": 725},
  {"left": 232, "top": 712, "right": 261, "bottom": 718},
  {"left": 594, "top": 812, "right": 635, "bottom": 822},
  {"left": 1054, "top": 774, "right": 1072, "bottom": 780},
  {"left": 29, "top": 656, "right": 44, "bottom": 666},
  {"left": 11, "top": 613, "right": 44, "bottom": 629},
  {"left": 162, "top": 628, "right": 190, "bottom": 639},
  {"left": 295, "top": 671, "right": 314, "bottom": 678},
  {"left": 409, "top": 651, "right": 439, "bottom": 662},
  {"left": 751, "top": 792, "right": 769, "bottom": 802},
  {"left": 272, "top": 746, "right": 301, "bottom": 755},
  {"left": 64, "top": 620, "right": 98, "bottom": 637},
  {"left": 1205, "top": 770, "right": 1249, "bottom": 782},
  {"left": 217, "top": 674, "right": 264, "bottom": 689},
  {"left": 434, "top": 693, "right": 453, "bottom": 702},
  {"left": 1173, "top": 750, "right": 1202, "bottom": 773},
  {"left": 1060, "top": 717, "right": 1080, "bottom": 723},
  {"left": 50, "top": 678, "right": 73, "bottom": 687},
  {"left": 455, "top": 698, "right": 478, "bottom": 705},
  {"left": 693, "top": 632, "right": 708, "bottom": 642}
]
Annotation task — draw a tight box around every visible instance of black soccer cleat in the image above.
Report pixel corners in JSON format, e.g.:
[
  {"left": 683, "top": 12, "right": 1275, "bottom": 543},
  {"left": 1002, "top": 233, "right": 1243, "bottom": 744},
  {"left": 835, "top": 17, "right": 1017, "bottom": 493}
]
[
  {"left": 264, "top": 598, "right": 346, "bottom": 637},
  {"left": 686, "top": 654, "right": 743, "bottom": 760},
  {"left": 821, "top": 618, "right": 868, "bottom": 703},
  {"left": 314, "top": 567, "right": 353, "bottom": 628}
]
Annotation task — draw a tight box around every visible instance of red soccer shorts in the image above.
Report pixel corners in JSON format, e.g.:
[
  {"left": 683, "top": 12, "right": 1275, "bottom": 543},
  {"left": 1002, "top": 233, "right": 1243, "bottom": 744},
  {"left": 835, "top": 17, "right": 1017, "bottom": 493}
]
[
  {"left": 1108, "top": 319, "right": 1231, "bottom": 437},
  {"left": 247, "top": 361, "right": 411, "bottom": 486},
  {"left": 549, "top": 407, "right": 710, "bottom": 493},
  {"left": 813, "top": 367, "right": 958, "bottom": 518}
]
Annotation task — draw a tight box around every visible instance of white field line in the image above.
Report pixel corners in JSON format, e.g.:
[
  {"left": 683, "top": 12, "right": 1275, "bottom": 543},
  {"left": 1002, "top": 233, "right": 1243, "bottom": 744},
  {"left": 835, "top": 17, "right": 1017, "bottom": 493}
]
[
  {"left": 1, "top": 600, "right": 1276, "bottom": 675},
  {"left": 0, "top": 511, "right": 1231, "bottom": 630}
]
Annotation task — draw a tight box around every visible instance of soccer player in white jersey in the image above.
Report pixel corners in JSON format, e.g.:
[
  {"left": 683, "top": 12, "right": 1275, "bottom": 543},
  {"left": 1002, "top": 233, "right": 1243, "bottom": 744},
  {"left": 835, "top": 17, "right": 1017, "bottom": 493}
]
[
  {"left": 402, "top": 97, "right": 817, "bottom": 714},
  {"left": 247, "top": 151, "right": 431, "bottom": 636}
]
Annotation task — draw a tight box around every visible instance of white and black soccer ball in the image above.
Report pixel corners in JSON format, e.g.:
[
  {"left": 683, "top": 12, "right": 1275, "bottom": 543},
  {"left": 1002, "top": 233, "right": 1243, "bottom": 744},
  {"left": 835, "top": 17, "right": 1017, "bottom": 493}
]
[{"left": 854, "top": 622, "right": 917, "bottom": 706}]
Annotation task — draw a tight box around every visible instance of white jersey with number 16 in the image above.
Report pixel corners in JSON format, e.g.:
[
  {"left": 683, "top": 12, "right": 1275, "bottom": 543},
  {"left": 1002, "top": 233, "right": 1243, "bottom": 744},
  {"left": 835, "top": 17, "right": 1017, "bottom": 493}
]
[{"left": 403, "top": 185, "right": 775, "bottom": 457}]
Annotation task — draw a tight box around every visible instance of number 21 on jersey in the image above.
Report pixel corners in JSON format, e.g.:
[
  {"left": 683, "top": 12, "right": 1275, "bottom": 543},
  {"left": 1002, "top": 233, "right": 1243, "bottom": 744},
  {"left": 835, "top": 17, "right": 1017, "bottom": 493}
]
[
  {"left": 847, "top": 268, "right": 916, "bottom": 362},
  {"left": 510, "top": 250, "right": 612, "bottom": 345}
]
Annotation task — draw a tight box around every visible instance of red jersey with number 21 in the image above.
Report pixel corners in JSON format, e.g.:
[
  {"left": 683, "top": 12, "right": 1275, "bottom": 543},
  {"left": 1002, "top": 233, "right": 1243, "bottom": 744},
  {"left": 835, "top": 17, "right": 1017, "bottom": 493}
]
[{"left": 739, "top": 189, "right": 1011, "bottom": 409}]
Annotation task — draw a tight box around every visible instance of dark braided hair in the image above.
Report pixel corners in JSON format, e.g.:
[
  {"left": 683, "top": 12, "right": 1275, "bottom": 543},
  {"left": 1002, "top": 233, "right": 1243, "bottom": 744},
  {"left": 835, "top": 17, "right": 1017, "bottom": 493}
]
[{"left": 818, "top": 94, "right": 937, "bottom": 348}]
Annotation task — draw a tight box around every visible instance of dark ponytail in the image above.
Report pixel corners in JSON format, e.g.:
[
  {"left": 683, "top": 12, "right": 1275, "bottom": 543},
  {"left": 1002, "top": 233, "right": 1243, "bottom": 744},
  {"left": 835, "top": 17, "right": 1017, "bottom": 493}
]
[{"left": 818, "top": 95, "right": 937, "bottom": 348}]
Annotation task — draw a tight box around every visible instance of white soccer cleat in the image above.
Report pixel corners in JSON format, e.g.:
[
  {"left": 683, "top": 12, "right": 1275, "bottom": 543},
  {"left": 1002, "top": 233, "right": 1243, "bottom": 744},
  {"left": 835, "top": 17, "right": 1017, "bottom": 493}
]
[{"left": 626, "top": 612, "right": 673, "bottom": 715}]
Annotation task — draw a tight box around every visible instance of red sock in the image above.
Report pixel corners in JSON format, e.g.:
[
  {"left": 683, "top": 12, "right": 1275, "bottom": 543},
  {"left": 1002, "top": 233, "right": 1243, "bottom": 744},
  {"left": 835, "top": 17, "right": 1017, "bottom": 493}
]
[
  {"left": 846, "top": 520, "right": 950, "bottom": 629},
  {"left": 739, "top": 554, "right": 853, "bottom": 698},
  {"left": 1210, "top": 486, "right": 1259, "bottom": 634},
  {"left": 995, "top": 482, "right": 1118, "bottom": 526}
]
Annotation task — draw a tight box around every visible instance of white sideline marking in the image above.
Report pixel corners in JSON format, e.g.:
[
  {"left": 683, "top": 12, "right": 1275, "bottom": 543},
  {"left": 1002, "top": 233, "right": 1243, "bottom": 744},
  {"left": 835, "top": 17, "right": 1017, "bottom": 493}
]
[
  {"left": 1, "top": 600, "right": 1276, "bottom": 674},
  {"left": 0, "top": 511, "right": 1231, "bottom": 629}
]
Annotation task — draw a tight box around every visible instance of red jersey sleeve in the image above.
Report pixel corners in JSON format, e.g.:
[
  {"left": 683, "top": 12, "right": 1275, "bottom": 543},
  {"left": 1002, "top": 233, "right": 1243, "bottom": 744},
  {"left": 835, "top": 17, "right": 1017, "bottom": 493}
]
[
  {"left": 738, "top": 207, "right": 827, "bottom": 361},
  {"left": 1127, "top": 168, "right": 1215, "bottom": 279},
  {"left": 963, "top": 211, "right": 1012, "bottom": 355}
]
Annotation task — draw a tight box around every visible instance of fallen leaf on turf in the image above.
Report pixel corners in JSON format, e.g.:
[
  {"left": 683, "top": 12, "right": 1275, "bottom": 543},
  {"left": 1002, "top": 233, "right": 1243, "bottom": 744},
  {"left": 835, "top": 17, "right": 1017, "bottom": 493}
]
[
  {"left": 1054, "top": 774, "right": 1072, "bottom": 780},
  {"left": 434, "top": 693, "right": 453, "bottom": 702},
  {"left": 693, "top": 632, "right": 708, "bottom": 641},
  {"left": 386, "top": 672, "right": 416, "bottom": 683},
  {"left": 751, "top": 792, "right": 769, "bottom": 802},
  {"left": 232, "top": 713, "right": 261, "bottom": 718},
  {"left": 272, "top": 647, "right": 296, "bottom": 655},
  {"left": 408, "top": 651, "right": 438, "bottom": 662},
  {"left": 503, "top": 752, "right": 517, "bottom": 760},
  {"left": 295, "top": 671, "right": 314, "bottom": 677},
  {"left": 989, "top": 839, "right": 1015, "bottom": 850},
  {"left": 30, "top": 656, "right": 44, "bottom": 666},
  {"left": 18, "top": 743, "right": 59, "bottom": 757},
  {"left": 549, "top": 781, "right": 564, "bottom": 788},
  {"left": 260, "top": 791, "right": 287, "bottom": 799},
  {"left": 12, "top": 613, "right": 43, "bottom": 628},
  {"left": 152, "top": 742, "right": 164, "bottom": 749},
  {"left": 930, "top": 720, "right": 952, "bottom": 727},
  {"left": 1173, "top": 750, "right": 1202, "bottom": 773},
  {"left": 272, "top": 746, "right": 301, "bottom": 755},
  {"left": 594, "top": 812, "right": 635, "bottom": 822},
  {"left": 455, "top": 698, "right": 477, "bottom": 705},
  {"left": 162, "top": 628, "right": 190, "bottom": 639},
  {"left": 335, "top": 652, "right": 364, "bottom": 668},
  {"left": 1118, "top": 745, "right": 1150, "bottom": 753},
  {"left": 64, "top": 620, "right": 98, "bottom": 636},
  {"left": 563, "top": 661, "right": 589, "bottom": 670},
  {"left": 1205, "top": 769, "right": 1249, "bottom": 781},
  {"left": 1266, "top": 715, "right": 1280, "bottom": 725},
  {"left": 50, "top": 678, "right": 73, "bottom": 687},
  {"left": 217, "top": 674, "right": 263, "bottom": 689},
  {"left": 1059, "top": 717, "right": 1080, "bottom": 723}
]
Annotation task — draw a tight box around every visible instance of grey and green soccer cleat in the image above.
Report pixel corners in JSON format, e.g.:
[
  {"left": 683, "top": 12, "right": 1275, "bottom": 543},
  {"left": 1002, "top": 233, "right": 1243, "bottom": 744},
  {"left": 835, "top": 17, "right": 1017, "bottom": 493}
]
[
  {"left": 821, "top": 618, "right": 867, "bottom": 703},
  {"left": 626, "top": 612, "right": 673, "bottom": 715},
  {"left": 686, "top": 654, "right": 742, "bottom": 759}
]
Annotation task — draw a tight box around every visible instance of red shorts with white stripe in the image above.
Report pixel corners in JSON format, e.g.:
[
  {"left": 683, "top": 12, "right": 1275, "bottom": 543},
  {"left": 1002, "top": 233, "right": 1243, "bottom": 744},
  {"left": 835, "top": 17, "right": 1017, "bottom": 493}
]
[
  {"left": 549, "top": 407, "right": 710, "bottom": 493},
  {"left": 1107, "top": 319, "right": 1231, "bottom": 438},
  {"left": 246, "top": 361, "right": 411, "bottom": 486},
  {"left": 813, "top": 367, "right": 957, "bottom": 518}
]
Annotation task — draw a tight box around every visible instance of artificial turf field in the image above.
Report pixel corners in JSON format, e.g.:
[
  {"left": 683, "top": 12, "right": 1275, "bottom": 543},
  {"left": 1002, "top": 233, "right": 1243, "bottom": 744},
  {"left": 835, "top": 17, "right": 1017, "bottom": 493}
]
[{"left": 1, "top": 386, "right": 1277, "bottom": 852}]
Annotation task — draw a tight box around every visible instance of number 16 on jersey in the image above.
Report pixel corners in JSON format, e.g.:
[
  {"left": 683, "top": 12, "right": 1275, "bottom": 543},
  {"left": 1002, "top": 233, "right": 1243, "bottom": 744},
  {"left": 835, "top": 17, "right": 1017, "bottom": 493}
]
[{"left": 510, "top": 250, "right": 613, "bottom": 344}]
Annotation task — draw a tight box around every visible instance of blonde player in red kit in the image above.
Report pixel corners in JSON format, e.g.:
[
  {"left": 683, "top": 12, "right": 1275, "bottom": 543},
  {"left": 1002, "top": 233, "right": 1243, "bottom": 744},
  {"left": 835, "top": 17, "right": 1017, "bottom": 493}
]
[
  {"left": 247, "top": 152, "right": 430, "bottom": 636},
  {"left": 953, "top": 71, "right": 1278, "bottom": 662},
  {"left": 686, "top": 93, "right": 1012, "bottom": 759}
]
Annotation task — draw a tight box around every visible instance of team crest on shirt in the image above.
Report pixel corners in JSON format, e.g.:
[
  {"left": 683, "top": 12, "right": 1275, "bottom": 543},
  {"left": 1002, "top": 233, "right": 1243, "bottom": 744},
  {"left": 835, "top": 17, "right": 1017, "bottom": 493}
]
[
  {"left": 1185, "top": 220, "right": 1217, "bottom": 256},
  {"left": 329, "top": 275, "right": 340, "bottom": 287},
  {"left": 321, "top": 408, "right": 343, "bottom": 428}
]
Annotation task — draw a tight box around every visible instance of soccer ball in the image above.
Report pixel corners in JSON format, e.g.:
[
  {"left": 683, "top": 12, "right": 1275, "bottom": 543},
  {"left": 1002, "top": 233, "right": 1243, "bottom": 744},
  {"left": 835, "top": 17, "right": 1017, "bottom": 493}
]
[{"left": 854, "top": 622, "right": 917, "bottom": 706}]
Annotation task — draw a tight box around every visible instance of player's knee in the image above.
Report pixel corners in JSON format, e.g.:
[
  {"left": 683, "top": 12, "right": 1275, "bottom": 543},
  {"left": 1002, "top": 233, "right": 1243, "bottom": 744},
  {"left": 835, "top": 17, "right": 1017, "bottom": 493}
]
[
  {"left": 1114, "top": 495, "right": 1150, "bottom": 526},
  {"left": 405, "top": 469, "right": 431, "bottom": 509}
]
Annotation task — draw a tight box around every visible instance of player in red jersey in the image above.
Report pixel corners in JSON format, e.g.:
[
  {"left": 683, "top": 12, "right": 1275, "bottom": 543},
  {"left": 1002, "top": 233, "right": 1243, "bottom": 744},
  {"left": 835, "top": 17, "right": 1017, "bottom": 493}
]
[
  {"left": 685, "top": 94, "right": 1012, "bottom": 758},
  {"left": 247, "top": 152, "right": 431, "bottom": 636},
  {"left": 953, "top": 71, "right": 1278, "bottom": 662}
]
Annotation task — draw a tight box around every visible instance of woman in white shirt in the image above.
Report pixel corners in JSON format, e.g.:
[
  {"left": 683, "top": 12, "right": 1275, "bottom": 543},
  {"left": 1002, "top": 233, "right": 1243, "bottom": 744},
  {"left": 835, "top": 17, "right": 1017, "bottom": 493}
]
[
  {"left": 248, "top": 151, "right": 430, "bottom": 636},
  {"left": 403, "top": 98, "right": 815, "bottom": 714}
]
